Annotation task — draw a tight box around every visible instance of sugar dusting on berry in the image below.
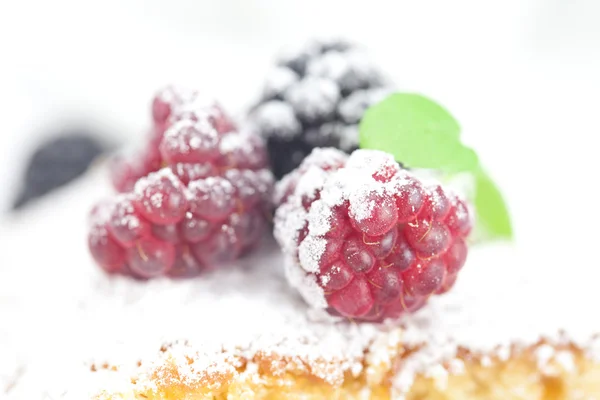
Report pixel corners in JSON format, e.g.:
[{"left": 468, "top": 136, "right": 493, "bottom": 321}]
[
  {"left": 134, "top": 168, "right": 183, "bottom": 198},
  {"left": 3, "top": 167, "right": 600, "bottom": 398},
  {"left": 284, "top": 77, "right": 341, "bottom": 124},
  {"left": 251, "top": 101, "right": 301, "bottom": 140},
  {"left": 298, "top": 236, "right": 327, "bottom": 273},
  {"left": 277, "top": 149, "right": 408, "bottom": 282},
  {"left": 262, "top": 67, "right": 299, "bottom": 100}
]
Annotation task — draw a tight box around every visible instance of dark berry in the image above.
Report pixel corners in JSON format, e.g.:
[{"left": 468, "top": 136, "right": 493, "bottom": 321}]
[
  {"left": 262, "top": 67, "right": 299, "bottom": 100},
  {"left": 284, "top": 78, "right": 340, "bottom": 125},
  {"left": 252, "top": 39, "right": 394, "bottom": 179},
  {"left": 14, "top": 132, "right": 106, "bottom": 209}
]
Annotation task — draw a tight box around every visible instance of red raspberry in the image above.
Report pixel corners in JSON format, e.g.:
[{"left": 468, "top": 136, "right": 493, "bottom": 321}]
[
  {"left": 110, "top": 86, "right": 237, "bottom": 193},
  {"left": 88, "top": 88, "right": 273, "bottom": 279},
  {"left": 274, "top": 148, "right": 472, "bottom": 322},
  {"left": 159, "top": 119, "right": 220, "bottom": 164}
]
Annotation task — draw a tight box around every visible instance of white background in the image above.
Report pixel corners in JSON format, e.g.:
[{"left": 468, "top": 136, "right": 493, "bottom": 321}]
[{"left": 1, "top": 0, "right": 600, "bottom": 257}]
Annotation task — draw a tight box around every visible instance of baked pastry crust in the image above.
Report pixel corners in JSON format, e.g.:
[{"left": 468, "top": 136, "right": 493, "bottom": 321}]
[{"left": 93, "top": 340, "right": 600, "bottom": 399}]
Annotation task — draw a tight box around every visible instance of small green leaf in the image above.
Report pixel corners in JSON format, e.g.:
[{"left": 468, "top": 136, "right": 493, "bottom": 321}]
[
  {"left": 360, "top": 93, "right": 478, "bottom": 173},
  {"left": 473, "top": 168, "right": 513, "bottom": 239},
  {"left": 359, "top": 91, "right": 513, "bottom": 241}
]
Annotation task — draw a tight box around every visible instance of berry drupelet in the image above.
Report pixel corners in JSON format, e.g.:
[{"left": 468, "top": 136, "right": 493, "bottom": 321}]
[
  {"left": 111, "top": 86, "right": 236, "bottom": 193},
  {"left": 89, "top": 90, "right": 274, "bottom": 279},
  {"left": 250, "top": 38, "right": 395, "bottom": 179},
  {"left": 274, "top": 148, "right": 472, "bottom": 322}
]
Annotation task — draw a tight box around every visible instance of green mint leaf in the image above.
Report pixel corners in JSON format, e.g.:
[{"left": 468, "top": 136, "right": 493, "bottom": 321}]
[
  {"left": 359, "top": 92, "right": 513, "bottom": 241},
  {"left": 473, "top": 168, "right": 513, "bottom": 239},
  {"left": 359, "top": 93, "right": 478, "bottom": 172}
]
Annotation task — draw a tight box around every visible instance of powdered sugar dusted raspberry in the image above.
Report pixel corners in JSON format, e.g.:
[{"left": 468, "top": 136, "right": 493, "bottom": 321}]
[
  {"left": 160, "top": 119, "right": 220, "bottom": 164},
  {"left": 273, "top": 201, "right": 307, "bottom": 255},
  {"left": 152, "top": 85, "right": 197, "bottom": 125},
  {"left": 112, "top": 86, "right": 239, "bottom": 195},
  {"left": 298, "top": 236, "right": 327, "bottom": 273},
  {"left": 284, "top": 257, "right": 328, "bottom": 309},
  {"left": 90, "top": 87, "right": 275, "bottom": 281},
  {"left": 274, "top": 148, "right": 473, "bottom": 321}
]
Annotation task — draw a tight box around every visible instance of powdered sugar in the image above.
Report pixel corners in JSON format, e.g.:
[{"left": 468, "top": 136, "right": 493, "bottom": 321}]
[
  {"left": 262, "top": 67, "right": 299, "bottom": 100},
  {"left": 219, "top": 131, "right": 248, "bottom": 154},
  {"left": 251, "top": 100, "right": 301, "bottom": 139},
  {"left": 284, "top": 77, "right": 341, "bottom": 124},
  {"left": 307, "top": 50, "right": 384, "bottom": 94},
  {"left": 2, "top": 166, "right": 600, "bottom": 398},
  {"left": 306, "top": 200, "right": 333, "bottom": 236},
  {"left": 161, "top": 119, "right": 219, "bottom": 156},
  {"left": 158, "top": 86, "right": 222, "bottom": 125},
  {"left": 134, "top": 167, "right": 182, "bottom": 197},
  {"left": 338, "top": 87, "right": 393, "bottom": 125},
  {"left": 298, "top": 236, "right": 327, "bottom": 273},
  {"left": 273, "top": 201, "right": 307, "bottom": 255},
  {"left": 284, "top": 258, "right": 328, "bottom": 309},
  {"left": 347, "top": 179, "right": 385, "bottom": 222},
  {"left": 108, "top": 195, "right": 140, "bottom": 230}
]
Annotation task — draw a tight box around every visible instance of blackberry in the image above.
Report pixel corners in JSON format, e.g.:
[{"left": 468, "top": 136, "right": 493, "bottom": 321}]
[
  {"left": 13, "top": 132, "right": 107, "bottom": 209},
  {"left": 250, "top": 39, "right": 394, "bottom": 179}
]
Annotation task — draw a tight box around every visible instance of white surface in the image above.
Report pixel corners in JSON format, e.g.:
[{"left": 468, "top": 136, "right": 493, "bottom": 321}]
[
  {"left": 1, "top": 0, "right": 600, "bottom": 220},
  {"left": 1, "top": 0, "right": 600, "bottom": 396}
]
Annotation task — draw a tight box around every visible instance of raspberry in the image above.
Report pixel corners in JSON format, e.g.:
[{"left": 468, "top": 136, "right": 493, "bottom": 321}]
[
  {"left": 110, "top": 86, "right": 237, "bottom": 193},
  {"left": 187, "top": 177, "right": 236, "bottom": 221},
  {"left": 126, "top": 237, "right": 176, "bottom": 278},
  {"left": 133, "top": 170, "right": 189, "bottom": 225},
  {"left": 107, "top": 195, "right": 151, "bottom": 247},
  {"left": 88, "top": 220, "right": 126, "bottom": 274},
  {"left": 159, "top": 119, "right": 220, "bottom": 164},
  {"left": 88, "top": 88, "right": 274, "bottom": 279},
  {"left": 274, "top": 148, "right": 472, "bottom": 321},
  {"left": 251, "top": 38, "right": 394, "bottom": 179}
]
